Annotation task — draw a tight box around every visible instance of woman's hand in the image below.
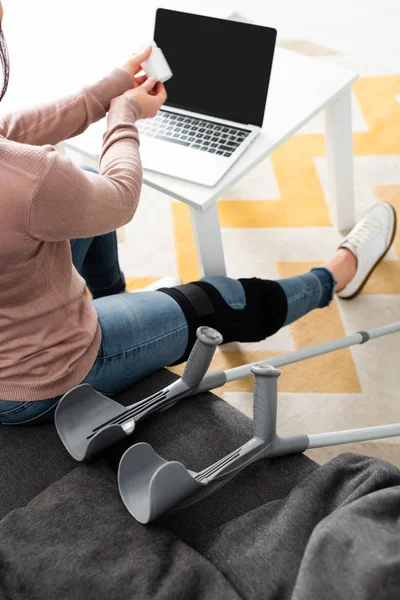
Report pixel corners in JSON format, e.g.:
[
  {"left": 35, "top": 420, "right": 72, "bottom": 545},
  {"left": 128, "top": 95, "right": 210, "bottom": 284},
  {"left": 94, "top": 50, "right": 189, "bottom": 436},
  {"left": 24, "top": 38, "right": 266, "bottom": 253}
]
[
  {"left": 120, "top": 47, "right": 167, "bottom": 119},
  {"left": 121, "top": 46, "right": 152, "bottom": 85},
  {"left": 124, "top": 76, "right": 167, "bottom": 119}
]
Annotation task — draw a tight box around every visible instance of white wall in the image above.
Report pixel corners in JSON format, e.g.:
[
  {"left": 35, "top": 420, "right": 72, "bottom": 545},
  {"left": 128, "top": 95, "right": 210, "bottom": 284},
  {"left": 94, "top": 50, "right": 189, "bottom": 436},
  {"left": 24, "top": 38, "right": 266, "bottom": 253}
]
[{"left": 1, "top": 0, "right": 399, "bottom": 113}]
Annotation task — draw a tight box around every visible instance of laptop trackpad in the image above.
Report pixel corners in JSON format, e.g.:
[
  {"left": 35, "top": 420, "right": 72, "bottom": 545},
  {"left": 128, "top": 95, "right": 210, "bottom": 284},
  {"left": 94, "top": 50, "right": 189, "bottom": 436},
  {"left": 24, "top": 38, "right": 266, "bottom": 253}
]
[{"left": 139, "top": 136, "right": 225, "bottom": 186}]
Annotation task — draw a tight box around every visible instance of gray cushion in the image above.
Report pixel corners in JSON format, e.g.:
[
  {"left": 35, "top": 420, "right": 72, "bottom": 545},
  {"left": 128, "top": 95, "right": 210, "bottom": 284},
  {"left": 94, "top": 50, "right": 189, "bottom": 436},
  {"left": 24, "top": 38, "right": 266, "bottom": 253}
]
[
  {"left": 1, "top": 373, "right": 399, "bottom": 600},
  {"left": 0, "top": 369, "right": 316, "bottom": 526},
  {"left": 0, "top": 370, "right": 319, "bottom": 600}
]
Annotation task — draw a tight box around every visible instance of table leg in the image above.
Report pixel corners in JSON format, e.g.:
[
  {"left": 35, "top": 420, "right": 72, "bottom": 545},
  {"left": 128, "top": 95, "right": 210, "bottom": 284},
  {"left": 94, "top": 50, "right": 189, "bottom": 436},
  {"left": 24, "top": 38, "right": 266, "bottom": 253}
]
[
  {"left": 325, "top": 87, "right": 355, "bottom": 232},
  {"left": 190, "top": 203, "right": 227, "bottom": 277}
]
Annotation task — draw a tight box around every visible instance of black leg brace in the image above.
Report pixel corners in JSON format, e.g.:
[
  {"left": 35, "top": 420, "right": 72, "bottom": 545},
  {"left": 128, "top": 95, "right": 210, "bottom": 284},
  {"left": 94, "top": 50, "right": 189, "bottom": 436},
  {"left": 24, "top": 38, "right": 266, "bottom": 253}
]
[{"left": 159, "top": 278, "right": 288, "bottom": 364}]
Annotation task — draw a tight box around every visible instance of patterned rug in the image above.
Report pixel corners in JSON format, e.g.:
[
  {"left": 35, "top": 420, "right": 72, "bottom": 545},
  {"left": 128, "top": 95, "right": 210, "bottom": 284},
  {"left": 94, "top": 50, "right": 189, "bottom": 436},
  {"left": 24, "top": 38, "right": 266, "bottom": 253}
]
[{"left": 75, "top": 41, "right": 400, "bottom": 466}]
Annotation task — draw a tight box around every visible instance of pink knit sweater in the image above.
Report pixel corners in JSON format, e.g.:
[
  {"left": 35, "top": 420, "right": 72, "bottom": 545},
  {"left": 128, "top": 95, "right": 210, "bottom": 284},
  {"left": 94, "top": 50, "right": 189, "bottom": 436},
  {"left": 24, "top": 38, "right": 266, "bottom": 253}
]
[{"left": 0, "top": 68, "right": 142, "bottom": 401}]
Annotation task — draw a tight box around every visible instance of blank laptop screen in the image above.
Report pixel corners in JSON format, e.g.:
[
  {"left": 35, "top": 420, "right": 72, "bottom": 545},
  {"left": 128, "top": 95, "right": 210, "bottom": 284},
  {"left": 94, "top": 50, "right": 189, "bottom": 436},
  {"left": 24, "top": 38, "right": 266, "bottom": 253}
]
[{"left": 154, "top": 9, "right": 277, "bottom": 127}]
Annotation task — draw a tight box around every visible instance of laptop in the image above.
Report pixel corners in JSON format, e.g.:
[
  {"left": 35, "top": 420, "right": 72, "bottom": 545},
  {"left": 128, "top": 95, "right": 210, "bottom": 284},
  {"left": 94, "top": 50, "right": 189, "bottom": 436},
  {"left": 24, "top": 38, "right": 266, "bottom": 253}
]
[{"left": 137, "top": 9, "right": 277, "bottom": 187}]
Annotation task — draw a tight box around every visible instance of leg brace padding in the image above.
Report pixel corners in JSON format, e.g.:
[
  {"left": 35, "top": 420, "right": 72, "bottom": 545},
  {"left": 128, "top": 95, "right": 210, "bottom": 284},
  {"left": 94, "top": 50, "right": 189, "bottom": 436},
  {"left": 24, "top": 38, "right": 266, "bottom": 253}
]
[{"left": 159, "top": 278, "right": 288, "bottom": 363}]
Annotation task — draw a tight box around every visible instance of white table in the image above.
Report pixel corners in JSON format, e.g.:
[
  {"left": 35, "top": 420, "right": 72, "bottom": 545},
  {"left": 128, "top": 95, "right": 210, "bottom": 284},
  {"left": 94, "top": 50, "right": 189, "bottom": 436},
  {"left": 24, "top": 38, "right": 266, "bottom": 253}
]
[
  {"left": 1, "top": 2, "right": 358, "bottom": 278},
  {"left": 68, "top": 46, "right": 358, "bottom": 277}
]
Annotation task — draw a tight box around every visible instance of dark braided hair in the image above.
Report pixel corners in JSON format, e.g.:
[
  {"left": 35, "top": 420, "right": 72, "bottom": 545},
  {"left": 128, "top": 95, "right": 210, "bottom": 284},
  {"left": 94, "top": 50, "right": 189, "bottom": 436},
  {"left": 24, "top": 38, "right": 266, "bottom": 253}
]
[{"left": 0, "top": 25, "right": 9, "bottom": 101}]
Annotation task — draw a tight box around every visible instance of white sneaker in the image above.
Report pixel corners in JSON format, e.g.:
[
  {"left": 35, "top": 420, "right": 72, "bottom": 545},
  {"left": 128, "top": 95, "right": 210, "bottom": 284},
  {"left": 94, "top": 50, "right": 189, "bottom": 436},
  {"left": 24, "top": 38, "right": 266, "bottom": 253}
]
[
  {"left": 130, "top": 276, "right": 182, "bottom": 293},
  {"left": 337, "top": 202, "right": 397, "bottom": 299}
]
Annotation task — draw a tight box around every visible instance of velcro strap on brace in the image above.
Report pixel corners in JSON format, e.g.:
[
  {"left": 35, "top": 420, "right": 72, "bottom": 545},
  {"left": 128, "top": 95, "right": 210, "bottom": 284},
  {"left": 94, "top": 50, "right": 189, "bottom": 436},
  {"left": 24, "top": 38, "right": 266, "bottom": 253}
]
[{"left": 159, "top": 278, "right": 288, "bottom": 364}]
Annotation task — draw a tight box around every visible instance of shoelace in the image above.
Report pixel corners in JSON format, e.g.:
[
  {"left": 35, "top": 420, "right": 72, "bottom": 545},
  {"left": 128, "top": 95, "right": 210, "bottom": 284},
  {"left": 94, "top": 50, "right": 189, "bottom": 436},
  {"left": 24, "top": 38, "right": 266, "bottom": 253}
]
[{"left": 345, "top": 220, "right": 379, "bottom": 251}]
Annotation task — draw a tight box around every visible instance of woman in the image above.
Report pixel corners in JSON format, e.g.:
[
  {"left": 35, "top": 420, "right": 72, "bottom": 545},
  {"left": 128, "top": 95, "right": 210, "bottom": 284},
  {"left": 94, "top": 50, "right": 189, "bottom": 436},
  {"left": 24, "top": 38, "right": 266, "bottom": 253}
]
[{"left": 0, "top": 3, "right": 396, "bottom": 424}]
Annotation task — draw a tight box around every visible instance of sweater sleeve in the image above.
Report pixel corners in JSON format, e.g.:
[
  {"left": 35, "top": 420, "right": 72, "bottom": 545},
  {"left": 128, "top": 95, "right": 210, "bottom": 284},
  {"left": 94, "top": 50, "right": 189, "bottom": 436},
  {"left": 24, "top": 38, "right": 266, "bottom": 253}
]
[
  {"left": 27, "top": 96, "right": 143, "bottom": 241},
  {"left": 0, "top": 68, "right": 133, "bottom": 146}
]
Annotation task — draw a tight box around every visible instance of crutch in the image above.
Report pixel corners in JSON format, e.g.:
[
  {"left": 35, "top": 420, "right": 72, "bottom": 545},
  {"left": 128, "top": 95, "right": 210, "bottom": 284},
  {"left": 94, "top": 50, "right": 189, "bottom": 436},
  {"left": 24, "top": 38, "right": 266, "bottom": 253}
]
[
  {"left": 55, "top": 322, "right": 400, "bottom": 461},
  {"left": 118, "top": 353, "right": 400, "bottom": 524}
]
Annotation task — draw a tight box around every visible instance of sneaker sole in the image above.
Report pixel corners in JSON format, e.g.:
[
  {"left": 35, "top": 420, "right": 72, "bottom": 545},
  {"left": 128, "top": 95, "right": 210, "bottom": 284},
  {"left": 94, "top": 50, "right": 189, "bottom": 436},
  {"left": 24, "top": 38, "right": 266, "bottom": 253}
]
[{"left": 340, "top": 203, "right": 397, "bottom": 300}]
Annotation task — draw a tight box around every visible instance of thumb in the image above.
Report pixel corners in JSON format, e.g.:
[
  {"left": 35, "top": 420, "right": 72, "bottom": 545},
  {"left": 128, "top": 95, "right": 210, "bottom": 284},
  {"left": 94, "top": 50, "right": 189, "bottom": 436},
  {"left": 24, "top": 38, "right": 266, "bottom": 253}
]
[
  {"left": 123, "top": 46, "right": 152, "bottom": 74},
  {"left": 132, "top": 46, "right": 152, "bottom": 66},
  {"left": 141, "top": 76, "right": 158, "bottom": 92}
]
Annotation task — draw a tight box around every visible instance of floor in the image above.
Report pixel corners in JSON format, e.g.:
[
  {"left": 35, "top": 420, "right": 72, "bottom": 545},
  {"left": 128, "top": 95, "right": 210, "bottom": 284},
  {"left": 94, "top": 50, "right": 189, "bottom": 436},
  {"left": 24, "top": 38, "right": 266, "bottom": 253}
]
[
  {"left": 122, "top": 3, "right": 400, "bottom": 467},
  {"left": 2, "top": 0, "right": 400, "bottom": 466}
]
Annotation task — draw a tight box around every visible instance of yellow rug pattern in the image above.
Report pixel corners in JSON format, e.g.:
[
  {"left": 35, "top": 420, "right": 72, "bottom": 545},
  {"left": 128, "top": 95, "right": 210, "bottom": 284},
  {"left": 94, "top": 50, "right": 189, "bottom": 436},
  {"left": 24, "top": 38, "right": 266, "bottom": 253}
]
[
  {"left": 165, "top": 72, "right": 400, "bottom": 466},
  {"left": 84, "top": 59, "right": 400, "bottom": 467}
]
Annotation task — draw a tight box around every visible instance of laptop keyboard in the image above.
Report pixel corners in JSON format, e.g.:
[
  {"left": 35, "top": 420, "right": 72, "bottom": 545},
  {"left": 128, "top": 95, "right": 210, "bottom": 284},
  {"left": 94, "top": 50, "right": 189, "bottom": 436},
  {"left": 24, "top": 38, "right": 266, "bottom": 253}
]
[{"left": 137, "top": 110, "right": 251, "bottom": 157}]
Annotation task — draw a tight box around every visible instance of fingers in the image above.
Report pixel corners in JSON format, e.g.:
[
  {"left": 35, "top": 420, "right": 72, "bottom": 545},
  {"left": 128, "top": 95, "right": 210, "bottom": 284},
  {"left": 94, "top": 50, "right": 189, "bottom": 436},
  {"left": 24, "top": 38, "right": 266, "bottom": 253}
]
[
  {"left": 137, "top": 78, "right": 167, "bottom": 115},
  {"left": 133, "top": 64, "right": 145, "bottom": 77},
  {"left": 154, "top": 81, "right": 168, "bottom": 103},
  {"left": 133, "top": 74, "right": 148, "bottom": 87},
  {"left": 141, "top": 76, "right": 158, "bottom": 92},
  {"left": 136, "top": 46, "right": 152, "bottom": 61},
  {"left": 130, "top": 46, "right": 152, "bottom": 68}
]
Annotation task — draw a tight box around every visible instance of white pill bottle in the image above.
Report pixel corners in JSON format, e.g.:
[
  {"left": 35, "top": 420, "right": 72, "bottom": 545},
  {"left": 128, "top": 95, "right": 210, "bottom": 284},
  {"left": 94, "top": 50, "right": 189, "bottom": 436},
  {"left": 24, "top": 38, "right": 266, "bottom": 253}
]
[{"left": 140, "top": 41, "right": 173, "bottom": 83}]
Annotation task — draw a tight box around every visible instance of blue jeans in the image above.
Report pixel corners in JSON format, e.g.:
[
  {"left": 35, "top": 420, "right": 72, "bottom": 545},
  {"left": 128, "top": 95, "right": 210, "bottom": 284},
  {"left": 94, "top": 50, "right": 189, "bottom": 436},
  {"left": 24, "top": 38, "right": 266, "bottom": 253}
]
[
  {"left": 0, "top": 169, "right": 336, "bottom": 424},
  {"left": 0, "top": 253, "right": 335, "bottom": 424}
]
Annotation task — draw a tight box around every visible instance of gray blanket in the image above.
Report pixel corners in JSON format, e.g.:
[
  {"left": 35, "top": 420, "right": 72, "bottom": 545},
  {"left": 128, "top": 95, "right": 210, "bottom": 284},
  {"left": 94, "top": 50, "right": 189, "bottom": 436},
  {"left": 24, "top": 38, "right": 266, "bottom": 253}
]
[
  {"left": 0, "top": 454, "right": 399, "bottom": 599},
  {"left": 0, "top": 374, "right": 399, "bottom": 599}
]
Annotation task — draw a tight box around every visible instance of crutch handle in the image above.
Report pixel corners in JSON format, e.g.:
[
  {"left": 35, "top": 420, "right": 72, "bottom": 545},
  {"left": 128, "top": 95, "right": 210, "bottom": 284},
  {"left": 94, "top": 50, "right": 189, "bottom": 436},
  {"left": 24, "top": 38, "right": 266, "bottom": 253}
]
[
  {"left": 181, "top": 327, "right": 223, "bottom": 389},
  {"left": 251, "top": 365, "right": 280, "bottom": 441}
]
